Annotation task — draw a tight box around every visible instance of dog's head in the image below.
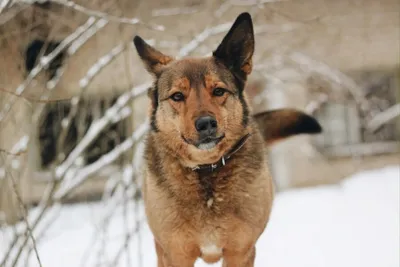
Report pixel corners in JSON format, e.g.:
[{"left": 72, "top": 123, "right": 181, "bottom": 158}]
[
  {"left": 133, "top": 12, "right": 321, "bottom": 165},
  {"left": 133, "top": 13, "right": 256, "bottom": 164}
]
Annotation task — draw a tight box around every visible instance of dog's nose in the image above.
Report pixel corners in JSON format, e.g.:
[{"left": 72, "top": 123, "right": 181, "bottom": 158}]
[{"left": 195, "top": 116, "right": 218, "bottom": 136}]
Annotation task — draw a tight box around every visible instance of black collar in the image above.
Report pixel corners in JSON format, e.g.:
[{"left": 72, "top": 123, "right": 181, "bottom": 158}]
[{"left": 191, "top": 133, "right": 251, "bottom": 174}]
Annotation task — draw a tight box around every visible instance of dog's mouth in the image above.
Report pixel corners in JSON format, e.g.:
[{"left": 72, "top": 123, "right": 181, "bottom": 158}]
[{"left": 182, "top": 134, "right": 225, "bottom": 150}]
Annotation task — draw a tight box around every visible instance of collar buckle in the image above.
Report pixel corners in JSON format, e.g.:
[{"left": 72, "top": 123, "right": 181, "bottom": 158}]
[{"left": 192, "top": 166, "right": 200, "bottom": 171}]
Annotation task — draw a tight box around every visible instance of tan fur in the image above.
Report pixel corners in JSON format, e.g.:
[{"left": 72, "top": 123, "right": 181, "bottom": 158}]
[
  {"left": 133, "top": 12, "right": 321, "bottom": 267},
  {"left": 143, "top": 127, "right": 273, "bottom": 266}
]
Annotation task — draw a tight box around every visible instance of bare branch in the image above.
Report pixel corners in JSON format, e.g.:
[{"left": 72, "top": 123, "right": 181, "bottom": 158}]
[
  {"left": 254, "top": 23, "right": 303, "bottom": 34},
  {"left": 55, "top": 82, "right": 151, "bottom": 179},
  {"left": 67, "top": 19, "right": 109, "bottom": 55},
  {"left": 305, "top": 93, "right": 329, "bottom": 114},
  {"left": 289, "top": 52, "right": 371, "bottom": 112},
  {"left": 8, "top": 173, "right": 43, "bottom": 267},
  {"left": 178, "top": 23, "right": 232, "bottom": 57},
  {"left": 54, "top": 121, "right": 149, "bottom": 200},
  {"left": 30, "top": 0, "right": 165, "bottom": 31},
  {"left": 0, "top": 149, "right": 25, "bottom": 156},
  {"left": 0, "top": 0, "right": 11, "bottom": 14},
  {"left": 0, "top": 17, "right": 97, "bottom": 122},
  {"left": 366, "top": 103, "right": 400, "bottom": 132},
  {"left": 0, "top": 4, "right": 28, "bottom": 25},
  {"left": 152, "top": 6, "right": 199, "bottom": 17},
  {"left": 231, "top": 0, "right": 288, "bottom": 5},
  {"left": 79, "top": 43, "right": 125, "bottom": 88},
  {"left": 56, "top": 43, "right": 126, "bottom": 164},
  {"left": 0, "top": 87, "right": 71, "bottom": 103}
]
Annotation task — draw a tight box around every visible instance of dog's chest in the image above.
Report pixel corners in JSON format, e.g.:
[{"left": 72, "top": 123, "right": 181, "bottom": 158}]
[{"left": 196, "top": 170, "right": 237, "bottom": 209}]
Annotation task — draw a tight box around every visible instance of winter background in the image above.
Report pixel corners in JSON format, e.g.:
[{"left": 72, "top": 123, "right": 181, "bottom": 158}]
[{"left": 0, "top": 1, "right": 399, "bottom": 267}]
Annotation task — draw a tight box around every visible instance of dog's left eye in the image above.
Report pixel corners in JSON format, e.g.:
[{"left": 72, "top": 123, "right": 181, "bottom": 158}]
[{"left": 213, "top": 88, "right": 226, "bottom": 97}]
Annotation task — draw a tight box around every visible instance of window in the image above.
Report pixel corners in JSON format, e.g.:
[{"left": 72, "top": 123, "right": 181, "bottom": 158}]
[{"left": 37, "top": 95, "right": 129, "bottom": 171}]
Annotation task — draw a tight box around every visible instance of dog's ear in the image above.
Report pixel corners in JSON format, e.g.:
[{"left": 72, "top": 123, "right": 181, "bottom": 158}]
[
  {"left": 133, "top": 36, "right": 174, "bottom": 75},
  {"left": 213, "top": 12, "right": 254, "bottom": 78},
  {"left": 253, "top": 109, "right": 322, "bottom": 146}
]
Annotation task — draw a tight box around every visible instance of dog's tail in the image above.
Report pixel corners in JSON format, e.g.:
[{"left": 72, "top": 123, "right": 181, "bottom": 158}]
[{"left": 252, "top": 108, "right": 322, "bottom": 146}]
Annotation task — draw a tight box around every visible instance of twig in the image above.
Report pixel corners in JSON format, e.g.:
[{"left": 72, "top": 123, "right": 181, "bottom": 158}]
[
  {"left": 43, "top": 0, "right": 165, "bottom": 31},
  {"left": 56, "top": 43, "right": 125, "bottom": 162},
  {"left": 254, "top": 23, "right": 302, "bottom": 34},
  {"left": 289, "top": 52, "right": 371, "bottom": 112},
  {"left": 214, "top": 0, "right": 231, "bottom": 17},
  {"left": 178, "top": 23, "right": 232, "bottom": 57},
  {"left": 0, "top": 149, "right": 25, "bottom": 156},
  {"left": 0, "top": 0, "right": 11, "bottom": 14},
  {"left": 8, "top": 173, "right": 43, "bottom": 267},
  {"left": 151, "top": 6, "right": 199, "bottom": 17},
  {"left": 0, "top": 4, "right": 27, "bottom": 25},
  {"left": 0, "top": 87, "right": 72, "bottom": 103},
  {"left": 67, "top": 19, "right": 109, "bottom": 55},
  {"left": 0, "top": 17, "right": 96, "bottom": 122},
  {"left": 122, "top": 165, "right": 133, "bottom": 267},
  {"left": 46, "top": 19, "right": 109, "bottom": 91},
  {"left": 10, "top": 135, "right": 29, "bottom": 155},
  {"left": 79, "top": 43, "right": 125, "bottom": 88},
  {"left": 54, "top": 121, "right": 149, "bottom": 200},
  {"left": 109, "top": 225, "right": 140, "bottom": 267},
  {"left": 366, "top": 103, "right": 400, "bottom": 132},
  {"left": 0, "top": 179, "right": 60, "bottom": 266},
  {"left": 54, "top": 82, "right": 150, "bottom": 179},
  {"left": 231, "top": 0, "right": 288, "bottom": 5},
  {"left": 305, "top": 93, "right": 329, "bottom": 114}
]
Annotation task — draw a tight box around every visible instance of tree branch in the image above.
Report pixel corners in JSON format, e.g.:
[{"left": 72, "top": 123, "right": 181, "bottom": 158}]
[
  {"left": 54, "top": 120, "right": 149, "bottom": 200},
  {"left": 30, "top": 0, "right": 165, "bottom": 31},
  {"left": 366, "top": 103, "right": 400, "bottom": 132},
  {"left": 0, "top": 16, "right": 96, "bottom": 122}
]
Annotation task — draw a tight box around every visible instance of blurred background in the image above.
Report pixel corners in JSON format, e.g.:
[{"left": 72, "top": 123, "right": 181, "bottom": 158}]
[{"left": 0, "top": 0, "right": 399, "bottom": 266}]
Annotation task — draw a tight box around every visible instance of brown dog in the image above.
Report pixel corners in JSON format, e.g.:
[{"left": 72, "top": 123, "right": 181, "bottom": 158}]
[{"left": 133, "top": 12, "right": 322, "bottom": 267}]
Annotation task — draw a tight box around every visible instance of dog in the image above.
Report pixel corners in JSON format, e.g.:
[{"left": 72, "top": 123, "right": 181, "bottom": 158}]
[{"left": 133, "top": 12, "right": 322, "bottom": 267}]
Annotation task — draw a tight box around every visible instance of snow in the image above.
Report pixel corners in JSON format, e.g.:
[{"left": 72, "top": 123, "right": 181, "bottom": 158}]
[{"left": 1, "top": 165, "right": 399, "bottom": 267}]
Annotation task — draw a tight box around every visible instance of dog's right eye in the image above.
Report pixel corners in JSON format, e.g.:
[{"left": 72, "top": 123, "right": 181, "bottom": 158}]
[{"left": 170, "top": 92, "right": 185, "bottom": 102}]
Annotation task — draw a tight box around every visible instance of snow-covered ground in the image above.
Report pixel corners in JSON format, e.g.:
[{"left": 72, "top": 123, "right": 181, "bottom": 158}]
[{"left": 1, "top": 165, "right": 399, "bottom": 267}]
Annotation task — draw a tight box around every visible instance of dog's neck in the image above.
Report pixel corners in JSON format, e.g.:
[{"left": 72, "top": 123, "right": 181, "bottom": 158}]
[
  {"left": 190, "top": 133, "right": 251, "bottom": 175},
  {"left": 146, "top": 127, "right": 265, "bottom": 207}
]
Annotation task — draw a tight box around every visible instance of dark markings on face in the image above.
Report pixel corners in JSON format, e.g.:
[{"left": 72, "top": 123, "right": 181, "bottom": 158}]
[
  {"left": 231, "top": 72, "right": 249, "bottom": 127},
  {"left": 184, "top": 64, "right": 208, "bottom": 92},
  {"left": 150, "top": 83, "right": 159, "bottom": 132},
  {"left": 154, "top": 58, "right": 250, "bottom": 131}
]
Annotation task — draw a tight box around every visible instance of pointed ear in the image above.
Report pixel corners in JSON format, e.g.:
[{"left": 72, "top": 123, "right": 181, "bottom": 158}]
[
  {"left": 213, "top": 12, "right": 255, "bottom": 77},
  {"left": 253, "top": 109, "right": 322, "bottom": 146},
  {"left": 133, "top": 35, "right": 174, "bottom": 75}
]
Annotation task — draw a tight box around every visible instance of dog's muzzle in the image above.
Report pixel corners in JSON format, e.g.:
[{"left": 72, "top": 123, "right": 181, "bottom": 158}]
[
  {"left": 186, "top": 115, "right": 223, "bottom": 150},
  {"left": 196, "top": 135, "right": 225, "bottom": 150},
  {"left": 182, "top": 134, "right": 225, "bottom": 150}
]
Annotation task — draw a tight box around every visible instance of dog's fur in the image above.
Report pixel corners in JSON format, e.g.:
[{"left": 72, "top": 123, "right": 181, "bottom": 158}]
[{"left": 133, "top": 12, "right": 322, "bottom": 267}]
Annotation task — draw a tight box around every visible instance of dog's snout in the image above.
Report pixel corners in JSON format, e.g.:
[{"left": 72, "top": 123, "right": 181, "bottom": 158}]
[{"left": 195, "top": 116, "right": 217, "bottom": 136}]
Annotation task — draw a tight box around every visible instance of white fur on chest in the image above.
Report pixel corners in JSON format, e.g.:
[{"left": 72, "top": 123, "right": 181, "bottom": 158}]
[
  {"left": 200, "top": 243, "right": 222, "bottom": 263},
  {"left": 199, "top": 229, "right": 223, "bottom": 263},
  {"left": 200, "top": 243, "right": 221, "bottom": 255}
]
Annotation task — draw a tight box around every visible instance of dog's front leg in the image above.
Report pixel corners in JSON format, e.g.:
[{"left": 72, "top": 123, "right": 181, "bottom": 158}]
[
  {"left": 155, "top": 241, "right": 167, "bottom": 267},
  {"left": 222, "top": 246, "right": 256, "bottom": 267},
  {"left": 154, "top": 240, "right": 198, "bottom": 267}
]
